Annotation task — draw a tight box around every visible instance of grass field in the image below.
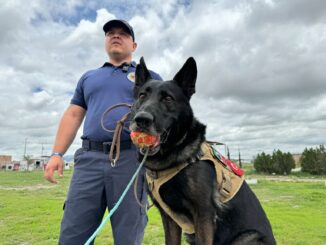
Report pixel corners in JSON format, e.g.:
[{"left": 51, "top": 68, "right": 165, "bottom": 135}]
[{"left": 0, "top": 168, "right": 325, "bottom": 245}]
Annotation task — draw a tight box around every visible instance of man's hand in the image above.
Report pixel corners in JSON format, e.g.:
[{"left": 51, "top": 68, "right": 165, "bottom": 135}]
[{"left": 44, "top": 156, "right": 64, "bottom": 184}]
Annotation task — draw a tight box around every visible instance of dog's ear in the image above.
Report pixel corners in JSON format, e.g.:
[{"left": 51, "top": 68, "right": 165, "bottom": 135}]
[
  {"left": 134, "top": 57, "right": 152, "bottom": 98},
  {"left": 173, "top": 57, "right": 197, "bottom": 99}
]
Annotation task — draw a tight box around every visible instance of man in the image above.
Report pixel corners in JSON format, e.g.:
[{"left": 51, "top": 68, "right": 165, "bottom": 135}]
[{"left": 44, "top": 19, "right": 162, "bottom": 245}]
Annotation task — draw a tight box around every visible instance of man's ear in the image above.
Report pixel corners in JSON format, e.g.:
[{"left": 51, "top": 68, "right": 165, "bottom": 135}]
[
  {"left": 134, "top": 57, "right": 152, "bottom": 98},
  {"left": 173, "top": 57, "right": 197, "bottom": 99},
  {"left": 132, "top": 42, "right": 137, "bottom": 52}
]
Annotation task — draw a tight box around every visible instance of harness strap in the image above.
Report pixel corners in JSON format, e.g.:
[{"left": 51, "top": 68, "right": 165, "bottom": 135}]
[
  {"left": 220, "top": 172, "right": 232, "bottom": 197},
  {"left": 146, "top": 142, "right": 245, "bottom": 232},
  {"left": 200, "top": 143, "right": 244, "bottom": 203},
  {"left": 146, "top": 162, "right": 194, "bottom": 233}
]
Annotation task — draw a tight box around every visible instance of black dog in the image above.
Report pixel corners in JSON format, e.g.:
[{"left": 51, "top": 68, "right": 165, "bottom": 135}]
[{"left": 130, "top": 57, "right": 276, "bottom": 245}]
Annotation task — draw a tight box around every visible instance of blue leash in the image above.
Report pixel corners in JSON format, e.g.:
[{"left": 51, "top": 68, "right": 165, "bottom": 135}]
[{"left": 84, "top": 149, "right": 148, "bottom": 245}]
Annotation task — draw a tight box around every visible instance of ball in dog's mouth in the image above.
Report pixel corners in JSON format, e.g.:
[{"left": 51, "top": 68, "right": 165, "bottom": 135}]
[{"left": 130, "top": 131, "right": 161, "bottom": 156}]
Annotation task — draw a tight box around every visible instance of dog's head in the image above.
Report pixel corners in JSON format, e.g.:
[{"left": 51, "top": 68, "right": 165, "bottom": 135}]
[{"left": 130, "top": 57, "right": 198, "bottom": 156}]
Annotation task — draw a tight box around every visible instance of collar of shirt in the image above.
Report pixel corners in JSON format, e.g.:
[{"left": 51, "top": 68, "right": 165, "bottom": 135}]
[{"left": 102, "top": 61, "right": 137, "bottom": 68}]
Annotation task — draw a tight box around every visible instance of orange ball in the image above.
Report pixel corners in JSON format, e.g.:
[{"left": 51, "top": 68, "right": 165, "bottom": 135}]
[{"left": 130, "top": 131, "right": 159, "bottom": 148}]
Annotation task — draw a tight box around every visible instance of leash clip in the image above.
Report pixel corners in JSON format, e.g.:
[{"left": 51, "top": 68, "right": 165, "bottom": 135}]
[{"left": 111, "top": 159, "right": 117, "bottom": 167}]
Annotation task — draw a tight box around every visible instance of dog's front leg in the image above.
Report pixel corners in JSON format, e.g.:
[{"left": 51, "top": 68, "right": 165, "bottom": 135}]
[
  {"left": 194, "top": 213, "right": 215, "bottom": 245},
  {"left": 160, "top": 211, "right": 182, "bottom": 245}
]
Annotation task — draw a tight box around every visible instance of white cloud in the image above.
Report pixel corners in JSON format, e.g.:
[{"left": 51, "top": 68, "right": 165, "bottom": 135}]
[{"left": 0, "top": 0, "right": 325, "bottom": 160}]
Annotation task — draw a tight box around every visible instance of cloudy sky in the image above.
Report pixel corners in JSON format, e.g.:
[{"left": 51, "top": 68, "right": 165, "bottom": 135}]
[{"left": 1, "top": 0, "right": 325, "bottom": 161}]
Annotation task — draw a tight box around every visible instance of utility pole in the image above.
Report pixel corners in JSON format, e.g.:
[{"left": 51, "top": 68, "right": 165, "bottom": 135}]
[
  {"left": 238, "top": 146, "right": 242, "bottom": 168},
  {"left": 41, "top": 142, "right": 44, "bottom": 157},
  {"left": 24, "top": 138, "right": 28, "bottom": 158},
  {"left": 23, "top": 138, "right": 28, "bottom": 171}
]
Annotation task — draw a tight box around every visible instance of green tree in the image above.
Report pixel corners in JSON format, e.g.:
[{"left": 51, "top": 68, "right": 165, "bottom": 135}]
[
  {"left": 271, "top": 150, "right": 295, "bottom": 175},
  {"left": 254, "top": 150, "right": 295, "bottom": 175},
  {"left": 253, "top": 152, "right": 273, "bottom": 174},
  {"left": 301, "top": 145, "right": 326, "bottom": 174}
]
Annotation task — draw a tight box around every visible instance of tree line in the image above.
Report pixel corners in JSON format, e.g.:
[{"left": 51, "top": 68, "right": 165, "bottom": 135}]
[{"left": 253, "top": 145, "right": 326, "bottom": 175}]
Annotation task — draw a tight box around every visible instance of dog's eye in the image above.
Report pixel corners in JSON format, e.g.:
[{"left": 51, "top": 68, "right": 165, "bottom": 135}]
[{"left": 164, "top": 96, "right": 174, "bottom": 103}]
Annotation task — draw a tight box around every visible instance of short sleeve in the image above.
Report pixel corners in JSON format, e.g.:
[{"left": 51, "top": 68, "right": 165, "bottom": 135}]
[{"left": 70, "top": 73, "right": 87, "bottom": 110}]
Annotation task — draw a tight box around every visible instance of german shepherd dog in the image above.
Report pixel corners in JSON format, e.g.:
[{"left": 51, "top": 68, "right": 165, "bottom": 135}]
[{"left": 130, "top": 57, "right": 276, "bottom": 245}]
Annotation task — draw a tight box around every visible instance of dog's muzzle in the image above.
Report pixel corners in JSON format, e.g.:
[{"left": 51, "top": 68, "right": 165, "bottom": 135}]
[{"left": 131, "top": 111, "right": 171, "bottom": 156}]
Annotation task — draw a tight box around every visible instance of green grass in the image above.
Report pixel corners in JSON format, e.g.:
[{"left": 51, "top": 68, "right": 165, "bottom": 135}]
[
  {"left": 252, "top": 181, "right": 326, "bottom": 245},
  {"left": 0, "top": 170, "right": 325, "bottom": 244}
]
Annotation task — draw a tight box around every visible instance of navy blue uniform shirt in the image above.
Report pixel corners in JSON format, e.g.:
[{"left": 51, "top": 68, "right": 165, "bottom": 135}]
[{"left": 71, "top": 61, "right": 162, "bottom": 142}]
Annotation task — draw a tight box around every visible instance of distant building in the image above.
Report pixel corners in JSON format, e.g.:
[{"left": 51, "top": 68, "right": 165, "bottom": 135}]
[
  {"left": 27, "top": 157, "right": 50, "bottom": 171},
  {"left": 292, "top": 153, "right": 302, "bottom": 167},
  {"left": 0, "top": 155, "right": 12, "bottom": 170},
  {"left": 19, "top": 160, "right": 28, "bottom": 171},
  {"left": 0, "top": 154, "right": 73, "bottom": 171},
  {"left": 13, "top": 161, "right": 20, "bottom": 171}
]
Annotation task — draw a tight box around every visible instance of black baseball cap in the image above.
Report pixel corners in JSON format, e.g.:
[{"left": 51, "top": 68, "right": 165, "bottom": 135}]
[{"left": 103, "top": 19, "right": 135, "bottom": 41}]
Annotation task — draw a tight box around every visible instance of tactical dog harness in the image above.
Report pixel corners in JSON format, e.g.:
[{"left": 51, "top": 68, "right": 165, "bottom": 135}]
[{"left": 146, "top": 142, "right": 245, "bottom": 234}]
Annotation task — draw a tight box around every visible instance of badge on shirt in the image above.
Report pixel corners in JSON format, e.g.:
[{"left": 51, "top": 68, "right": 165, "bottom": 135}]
[{"left": 127, "top": 72, "right": 135, "bottom": 83}]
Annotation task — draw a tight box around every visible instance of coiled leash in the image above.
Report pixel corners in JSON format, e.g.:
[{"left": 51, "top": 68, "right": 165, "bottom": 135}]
[
  {"left": 100, "top": 103, "right": 133, "bottom": 166},
  {"left": 84, "top": 148, "right": 149, "bottom": 245}
]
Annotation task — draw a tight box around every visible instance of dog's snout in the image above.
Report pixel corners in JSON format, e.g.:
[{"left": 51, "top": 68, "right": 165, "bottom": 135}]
[{"left": 134, "top": 111, "right": 154, "bottom": 129}]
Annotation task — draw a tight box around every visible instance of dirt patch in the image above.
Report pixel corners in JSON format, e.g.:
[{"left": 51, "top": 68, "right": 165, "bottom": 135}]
[
  {"left": 260, "top": 176, "right": 325, "bottom": 183},
  {"left": 248, "top": 174, "right": 326, "bottom": 183},
  {"left": 0, "top": 184, "right": 57, "bottom": 191}
]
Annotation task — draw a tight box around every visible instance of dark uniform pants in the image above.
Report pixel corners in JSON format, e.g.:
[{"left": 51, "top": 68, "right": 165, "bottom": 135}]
[{"left": 59, "top": 147, "right": 147, "bottom": 245}]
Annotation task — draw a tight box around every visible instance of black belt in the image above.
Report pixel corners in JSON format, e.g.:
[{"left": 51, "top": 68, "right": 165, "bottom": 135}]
[{"left": 82, "top": 139, "right": 132, "bottom": 154}]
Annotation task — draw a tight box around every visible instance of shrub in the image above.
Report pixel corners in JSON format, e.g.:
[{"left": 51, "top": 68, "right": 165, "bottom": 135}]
[
  {"left": 301, "top": 145, "right": 326, "bottom": 174},
  {"left": 272, "top": 150, "right": 295, "bottom": 175},
  {"left": 253, "top": 152, "right": 273, "bottom": 174},
  {"left": 254, "top": 150, "right": 295, "bottom": 175}
]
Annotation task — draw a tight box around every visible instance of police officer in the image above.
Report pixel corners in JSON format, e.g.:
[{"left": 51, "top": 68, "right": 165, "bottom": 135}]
[{"left": 44, "top": 19, "right": 162, "bottom": 244}]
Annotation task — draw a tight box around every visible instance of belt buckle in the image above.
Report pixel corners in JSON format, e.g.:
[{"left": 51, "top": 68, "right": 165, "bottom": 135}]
[{"left": 103, "top": 142, "right": 112, "bottom": 154}]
